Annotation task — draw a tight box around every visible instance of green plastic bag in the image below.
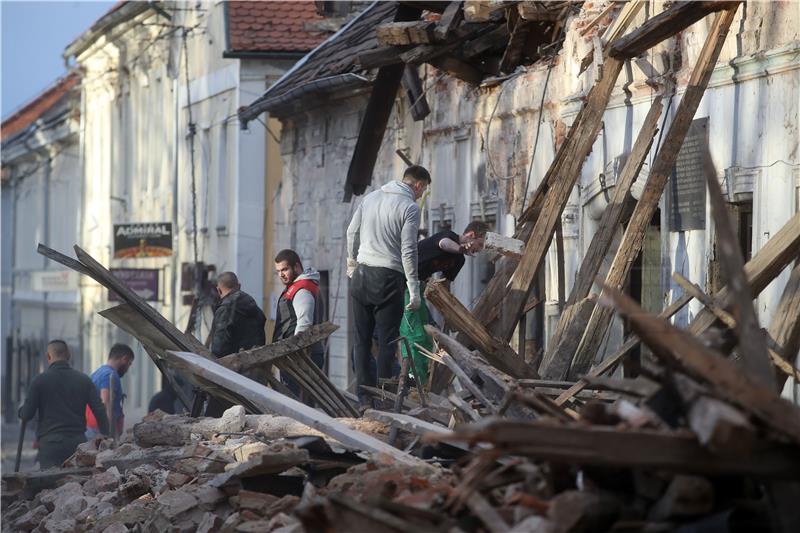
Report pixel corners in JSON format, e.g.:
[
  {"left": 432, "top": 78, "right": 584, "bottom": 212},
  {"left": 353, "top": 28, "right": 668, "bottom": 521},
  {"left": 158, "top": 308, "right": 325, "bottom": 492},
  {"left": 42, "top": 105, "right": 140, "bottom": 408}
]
[{"left": 399, "top": 286, "right": 433, "bottom": 384}]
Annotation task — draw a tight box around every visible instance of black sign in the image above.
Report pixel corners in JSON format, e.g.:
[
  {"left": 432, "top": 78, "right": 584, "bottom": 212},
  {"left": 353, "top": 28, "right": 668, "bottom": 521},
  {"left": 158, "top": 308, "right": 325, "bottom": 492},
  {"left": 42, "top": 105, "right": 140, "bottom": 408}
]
[
  {"left": 669, "top": 118, "right": 709, "bottom": 231},
  {"left": 113, "top": 223, "right": 173, "bottom": 258},
  {"left": 109, "top": 269, "right": 160, "bottom": 302}
]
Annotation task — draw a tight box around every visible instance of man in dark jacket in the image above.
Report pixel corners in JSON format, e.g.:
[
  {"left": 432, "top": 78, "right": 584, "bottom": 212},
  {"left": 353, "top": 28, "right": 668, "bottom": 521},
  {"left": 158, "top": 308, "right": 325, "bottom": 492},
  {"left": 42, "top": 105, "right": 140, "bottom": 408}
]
[
  {"left": 206, "top": 271, "right": 266, "bottom": 416},
  {"left": 19, "top": 340, "right": 109, "bottom": 469}
]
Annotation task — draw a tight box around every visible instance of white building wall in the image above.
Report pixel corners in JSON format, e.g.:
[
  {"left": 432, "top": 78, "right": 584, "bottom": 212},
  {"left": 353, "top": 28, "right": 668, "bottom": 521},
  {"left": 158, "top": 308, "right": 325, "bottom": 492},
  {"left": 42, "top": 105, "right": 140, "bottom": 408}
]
[{"left": 274, "top": 1, "right": 800, "bottom": 391}]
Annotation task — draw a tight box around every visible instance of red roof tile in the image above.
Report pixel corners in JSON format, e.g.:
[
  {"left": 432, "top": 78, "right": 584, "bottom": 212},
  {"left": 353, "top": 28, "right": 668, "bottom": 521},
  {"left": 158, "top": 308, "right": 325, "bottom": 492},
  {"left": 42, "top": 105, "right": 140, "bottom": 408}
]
[
  {"left": 227, "top": 1, "right": 326, "bottom": 54},
  {"left": 2, "top": 73, "right": 80, "bottom": 142}
]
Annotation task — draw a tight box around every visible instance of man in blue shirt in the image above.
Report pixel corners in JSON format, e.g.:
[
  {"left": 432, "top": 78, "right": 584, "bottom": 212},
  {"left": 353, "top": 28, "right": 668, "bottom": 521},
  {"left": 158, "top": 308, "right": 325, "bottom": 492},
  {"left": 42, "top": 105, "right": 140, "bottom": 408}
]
[{"left": 86, "top": 343, "right": 135, "bottom": 438}]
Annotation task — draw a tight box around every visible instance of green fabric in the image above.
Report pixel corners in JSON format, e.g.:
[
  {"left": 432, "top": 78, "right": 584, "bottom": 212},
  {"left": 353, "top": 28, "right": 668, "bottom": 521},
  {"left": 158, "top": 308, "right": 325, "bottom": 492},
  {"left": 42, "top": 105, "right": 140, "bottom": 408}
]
[{"left": 399, "top": 287, "right": 433, "bottom": 383}]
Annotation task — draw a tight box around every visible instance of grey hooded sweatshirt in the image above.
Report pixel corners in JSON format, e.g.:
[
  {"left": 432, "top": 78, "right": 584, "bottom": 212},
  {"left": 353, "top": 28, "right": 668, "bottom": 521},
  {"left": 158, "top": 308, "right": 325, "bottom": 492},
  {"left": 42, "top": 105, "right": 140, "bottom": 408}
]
[{"left": 346, "top": 180, "right": 420, "bottom": 284}]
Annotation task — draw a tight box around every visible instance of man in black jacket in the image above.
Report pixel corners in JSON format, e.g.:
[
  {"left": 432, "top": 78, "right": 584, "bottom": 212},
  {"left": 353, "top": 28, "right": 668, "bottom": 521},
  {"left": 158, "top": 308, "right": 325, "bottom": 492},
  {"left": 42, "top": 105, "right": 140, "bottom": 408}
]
[
  {"left": 206, "top": 271, "right": 266, "bottom": 416},
  {"left": 19, "top": 340, "right": 109, "bottom": 469}
]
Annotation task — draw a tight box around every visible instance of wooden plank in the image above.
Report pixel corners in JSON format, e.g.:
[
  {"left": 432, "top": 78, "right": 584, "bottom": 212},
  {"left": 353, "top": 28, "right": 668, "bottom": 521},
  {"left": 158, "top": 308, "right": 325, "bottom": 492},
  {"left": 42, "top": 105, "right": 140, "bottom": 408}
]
[
  {"left": 424, "top": 280, "right": 536, "bottom": 378},
  {"left": 553, "top": 291, "right": 692, "bottom": 405},
  {"left": 610, "top": 1, "right": 740, "bottom": 59},
  {"left": 580, "top": 1, "right": 618, "bottom": 37},
  {"left": 705, "top": 151, "right": 773, "bottom": 387},
  {"left": 599, "top": 284, "right": 800, "bottom": 445},
  {"left": 426, "top": 326, "right": 512, "bottom": 403},
  {"left": 540, "top": 296, "right": 596, "bottom": 380},
  {"left": 497, "top": 56, "right": 626, "bottom": 342},
  {"left": 377, "top": 21, "right": 435, "bottom": 46},
  {"left": 163, "top": 350, "right": 424, "bottom": 465},
  {"left": 402, "top": 64, "right": 431, "bottom": 121},
  {"left": 545, "top": 96, "right": 664, "bottom": 367},
  {"left": 434, "top": 1, "right": 463, "bottom": 41},
  {"left": 569, "top": 8, "right": 738, "bottom": 378},
  {"left": 441, "top": 352, "right": 498, "bottom": 413},
  {"left": 689, "top": 212, "right": 800, "bottom": 335},
  {"left": 462, "top": 23, "right": 509, "bottom": 58},
  {"left": 770, "top": 262, "right": 800, "bottom": 390},
  {"left": 358, "top": 46, "right": 410, "bottom": 69},
  {"left": 427, "top": 55, "right": 484, "bottom": 85},
  {"left": 344, "top": 3, "right": 422, "bottom": 201},
  {"left": 435, "top": 418, "right": 800, "bottom": 478},
  {"left": 580, "top": 0, "right": 645, "bottom": 75},
  {"left": 672, "top": 272, "right": 736, "bottom": 328},
  {"left": 217, "top": 323, "right": 338, "bottom": 372},
  {"left": 448, "top": 393, "right": 482, "bottom": 421}
]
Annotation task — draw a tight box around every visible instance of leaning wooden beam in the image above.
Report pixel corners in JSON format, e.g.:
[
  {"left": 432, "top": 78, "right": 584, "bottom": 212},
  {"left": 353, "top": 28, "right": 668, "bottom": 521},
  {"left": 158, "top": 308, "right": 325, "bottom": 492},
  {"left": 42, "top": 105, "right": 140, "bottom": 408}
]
[
  {"left": 426, "top": 325, "right": 512, "bottom": 403},
  {"left": 599, "top": 284, "right": 800, "bottom": 445},
  {"left": 554, "top": 291, "right": 692, "bottom": 406},
  {"left": 402, "top": 64, "right": 431, "bottom": 121},
  {"left": 424, "top": 280, "right": 536, "bottom": 378},
  {"left": 540, "top": 296, "right": 596, "bottom": 380},
  {"left": 770, "top": 262, "right": 800, "bottom": 390},
  {"left": 543, "top": 96, "right": 664, "bottom": 370},
  {"left": 440, "top": 352, "right": 499, "bottom": 414},
  {"left": 688, "top": 211, "right": 800, "bottom": 336},
  {"left": 705, "top": 153, "right": 774, "bottom": 387},
  {"left": 344, "top": 3, "right": 422, "bottom": 201},
  {"left": 433, "top": 418, "right": 800, "bottom": 478},
  {"left": 610, "top": 1, "right": 740, "bottom": 58},
  {"left": 497, "top": 56, "right": 626, "bottom": 342},
  {"left": 218, "top": 323, "right": 338, "bottom": 373},
  {"left": 569, "top": 7, "right": 739, "bottom": 378},
  {"left": 164, "top": 350, "right": 423, "bottom": 465}
]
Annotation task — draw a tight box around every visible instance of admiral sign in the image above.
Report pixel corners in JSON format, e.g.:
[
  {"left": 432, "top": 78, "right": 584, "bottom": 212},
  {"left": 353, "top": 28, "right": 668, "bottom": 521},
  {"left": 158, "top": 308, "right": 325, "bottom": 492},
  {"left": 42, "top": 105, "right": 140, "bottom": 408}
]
[{"left": 113, "top": 222, "right": 173, "bottom": 258}]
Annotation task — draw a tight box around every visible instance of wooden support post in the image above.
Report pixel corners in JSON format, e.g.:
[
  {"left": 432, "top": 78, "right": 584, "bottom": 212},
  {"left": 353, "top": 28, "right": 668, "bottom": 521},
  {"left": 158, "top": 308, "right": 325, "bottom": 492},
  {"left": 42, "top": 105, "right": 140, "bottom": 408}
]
[
  {"left": 544, "top": 96, "right": 663, "bottom": 368},
  {"left": 599, "top": 284, "right": 800, "bottom": 445},
  {"left": 424, "top": 280, "right": 536, "bottom": 378},
  {"left": 568, "top": 8, "right": 738, "bottom": 378},
  {"left": 770, "top": 262, "right": 800, "bottom": 390},
  {"left": 497, "top": 57, "right": 626, "bottom": 342},
  {"left": 402, "top": 64, "right": 431, "bottom": 121}
]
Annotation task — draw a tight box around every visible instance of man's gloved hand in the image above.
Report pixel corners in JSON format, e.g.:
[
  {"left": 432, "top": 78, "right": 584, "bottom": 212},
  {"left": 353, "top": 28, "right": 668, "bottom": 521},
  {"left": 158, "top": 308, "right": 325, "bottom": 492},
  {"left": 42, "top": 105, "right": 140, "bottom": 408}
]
[
  {"left": 346, "top": 258, "right": 357, "bottom": 278},
  {"left": 406, "top": 280, "right": 421, "bottom": 311}
]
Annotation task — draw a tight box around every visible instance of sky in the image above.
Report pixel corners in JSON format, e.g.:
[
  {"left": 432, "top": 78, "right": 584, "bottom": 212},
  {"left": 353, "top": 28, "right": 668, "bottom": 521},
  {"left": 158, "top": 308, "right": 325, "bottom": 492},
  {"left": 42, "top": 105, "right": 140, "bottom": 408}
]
[{"left": 1, "top": 0, "right": 114, "bottom": 120}]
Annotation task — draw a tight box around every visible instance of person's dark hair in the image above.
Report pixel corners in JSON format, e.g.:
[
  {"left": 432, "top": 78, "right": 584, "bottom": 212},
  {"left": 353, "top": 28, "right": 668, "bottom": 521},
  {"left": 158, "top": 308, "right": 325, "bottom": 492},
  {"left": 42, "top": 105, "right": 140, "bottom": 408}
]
[
  {"left": 109, "top": 343, "right": 135, "bottom": 361},
  {"left": 275, "top": 249, "right": 303, "bottom": 269},
  {"left": 403, "top": 165, "right": 431, "bottom": 184},
  {"left": 463, "top": 220, "right": 489, "bottom": 238},
  {"left": 47, "top": 340, "right": 70, "bottom": 360},
  {"left": 217, "top": 271, "right": 239, "bottom": 290}
]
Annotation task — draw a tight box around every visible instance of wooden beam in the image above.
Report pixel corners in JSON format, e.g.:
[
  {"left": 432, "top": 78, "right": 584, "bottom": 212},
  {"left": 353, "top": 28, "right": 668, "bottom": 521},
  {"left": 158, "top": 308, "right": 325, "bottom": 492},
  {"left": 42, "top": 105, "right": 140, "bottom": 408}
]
[
  {"left": 496, "top": 56, "right": 626, "bottom": 342},
  {"left": 499, "top": 14, "right": 535, "bottom": 73},
  {"left": 427, "top": 55, "right": 484, "bottom": 85},
  {"left": 377, "top": 21, "right": 435, "bottom": 46},
  {"left": 344, "top": 3, "right": 422, "bottom": 201},
  {"left": 553, "top": 291, "right": 692, "bottom": 405},
  {"left": 610, "top": 1, "right": 740, "bottom": 59},
  {"left": 164, "top": 350, "right": 425, "bottom": 465},
  {"left": 435, "top": 418, "right": 800, "bottom": 478},
  {"left": 462, "top": 23, "right": 509, "bottom": 58},
  {"left": 569, "top": 8, "right": 738, "bottom": 378},
  {"left": 599, "top": 284, "right": 800, "bottom": 445},
  {"left": 358, "top": 46, "right": 410, "bottom": 69},
  {"left": 544, "top": 96, "right": 663, "bottom": 367},
  {"left": 540, "top": 296, "right": 596, "bottom": 380},
  {"left": 689, "top": 212, "right": 800, "bottom": 336},
  {"left": 705, "top": 148, "right": 773, "bottom": 387},
  {"left": 770, "top": 262, "right": 800, "bottom": 390},
  {"left": 441, "top": 352, "right": 498, "bottom": 413},
  {"left": 218, "top": 323, "right": 338, "bottom": 372},
  {"left": 401, "top": 64, "right": 431, "bottom": 121},
  {"left": 434, "top": 1, "right": 463, "bottom": 41},
  {"left": 424, "top": 280, "right": 536, "bottom": 378}
]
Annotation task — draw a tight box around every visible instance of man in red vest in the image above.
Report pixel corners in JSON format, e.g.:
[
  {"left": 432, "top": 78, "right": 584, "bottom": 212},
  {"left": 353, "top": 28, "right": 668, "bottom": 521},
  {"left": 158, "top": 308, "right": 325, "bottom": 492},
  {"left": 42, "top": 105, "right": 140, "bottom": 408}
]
[{"left": 273, "top": 249, "right": 324, "bottom": 398}]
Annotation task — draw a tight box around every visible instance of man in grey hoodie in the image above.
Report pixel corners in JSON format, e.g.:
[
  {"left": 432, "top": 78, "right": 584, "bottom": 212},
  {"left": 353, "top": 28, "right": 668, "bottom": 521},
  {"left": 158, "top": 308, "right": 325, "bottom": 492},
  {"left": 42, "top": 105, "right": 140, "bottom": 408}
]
[{"left": 346, "top": 165, "right": 430, "bottom": 408}]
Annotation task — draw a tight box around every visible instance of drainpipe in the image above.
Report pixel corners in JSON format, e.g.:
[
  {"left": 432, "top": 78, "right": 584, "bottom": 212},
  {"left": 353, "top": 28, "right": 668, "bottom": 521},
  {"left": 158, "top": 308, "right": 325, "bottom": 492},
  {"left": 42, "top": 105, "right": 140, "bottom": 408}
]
[
  {"left": 78, "top": 88, "right": 87, "bottom": 370},
  {"left": 42, "top": 149, "right": 51, "bottom": 349}
]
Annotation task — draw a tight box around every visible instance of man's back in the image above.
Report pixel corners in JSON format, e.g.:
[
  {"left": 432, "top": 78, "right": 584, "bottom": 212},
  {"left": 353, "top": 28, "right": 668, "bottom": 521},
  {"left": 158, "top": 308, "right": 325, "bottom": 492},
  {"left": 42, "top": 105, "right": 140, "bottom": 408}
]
[
  {"left": 21, "top": 361, "right": 107, "bottom": 439},
  {"left": 211, "top": 290, "right": 267, "bottom": 356}
]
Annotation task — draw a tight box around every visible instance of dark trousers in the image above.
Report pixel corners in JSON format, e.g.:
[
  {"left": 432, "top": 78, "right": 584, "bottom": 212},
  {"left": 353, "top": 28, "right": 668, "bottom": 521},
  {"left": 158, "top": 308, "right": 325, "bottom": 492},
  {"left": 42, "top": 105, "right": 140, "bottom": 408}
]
[
  {"left": 39, "top": 432, "right": 85, "bottom": 469},
  {"left": 350, "top": 265, "right": 405, "bottom": 402}
]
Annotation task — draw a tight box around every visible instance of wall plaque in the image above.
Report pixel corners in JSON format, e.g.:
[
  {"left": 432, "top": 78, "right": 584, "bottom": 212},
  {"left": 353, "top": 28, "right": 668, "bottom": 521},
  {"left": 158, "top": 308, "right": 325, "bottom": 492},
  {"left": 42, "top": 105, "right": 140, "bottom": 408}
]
[{"left": 669, "top": 117, "right": 709, "bottom": 231}]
